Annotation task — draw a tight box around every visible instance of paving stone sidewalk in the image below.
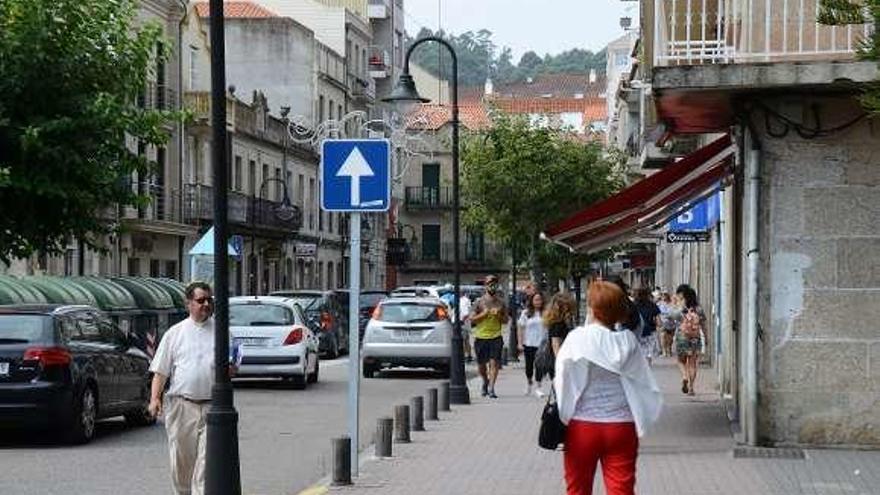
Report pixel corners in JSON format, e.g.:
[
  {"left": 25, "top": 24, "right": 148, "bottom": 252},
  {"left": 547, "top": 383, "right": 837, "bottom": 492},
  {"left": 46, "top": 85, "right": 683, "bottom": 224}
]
[{"left": 310, "top": 357, "right": 880, "bottom": 495}]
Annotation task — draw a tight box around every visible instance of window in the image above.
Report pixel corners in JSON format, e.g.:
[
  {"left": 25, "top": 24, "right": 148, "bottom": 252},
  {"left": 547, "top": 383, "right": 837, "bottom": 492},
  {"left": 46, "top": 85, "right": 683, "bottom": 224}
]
[
  {"left": 421, "top": 225, "right": 441, "bottom": 261},
  {"left": 308, "top": 178, "right": 315, "bottom": 230},
  {"left": 262, "top": 164, "right": 269, "bottom": 195},
  {"left": 234, "top": 156, "right": 242, "bottom": 191},
  {"left": 319, "top": 95, "right": 324, "bottom": 123},
  {"left": 327, "top": 262, "right": 334, "bottom": 289},
  {"left": 328, "top": 211, "right": 334, "bottom": 232},
  {"left": 318, "top": 262, "right": 324, "bottom": 290},
  {"left": 249, "top": 160, "right": 257, "bottom": 195},
  {"left": 338, "top": 105, "right": 343, "bottom": 122},
  {"left": 297, "top": 174, "right": 305, "bottom": 208},
  {"left": 362, "top": 48, "right": 367, "bottom": 76},
  {"left": 318, "top": 180, "right": 324, "bottom": 231},
  {"left": 275, "top": 167, "right": 282, "bottom": 201},
  {"left": 127, "top": 257, "right": 141, "bottom": 276},
  {"left": 150, "top": 259, "right": 160, "bottom": 277},
  {"left": 189, "top": 45, "right": 199, "bottom": 90},
  {"left": 165, "top": 260, "right": 178, "bottom": 278},
  {"left": 329, "top": 99, "right": 334, "bottom": 121}
]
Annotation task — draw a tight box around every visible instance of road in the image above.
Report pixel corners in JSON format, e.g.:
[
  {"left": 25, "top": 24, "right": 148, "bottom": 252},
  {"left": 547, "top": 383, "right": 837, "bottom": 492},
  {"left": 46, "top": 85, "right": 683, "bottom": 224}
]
[{"left": 0, "top": 357, "right": 454, "bottom": 495}]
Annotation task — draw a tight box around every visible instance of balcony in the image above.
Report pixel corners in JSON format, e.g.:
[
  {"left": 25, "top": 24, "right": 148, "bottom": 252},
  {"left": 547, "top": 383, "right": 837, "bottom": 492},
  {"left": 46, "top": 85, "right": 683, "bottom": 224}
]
[
  {"left": 368, "top": 47, "right": 391, "bottom": 78},
  {"left": 135, "top": 184, "right": 183, "bottom": 223},
  {"left": 348, "top": 73, "right": 376, "bottom": 101},
  {"left": 403, "top": 242, "right": 507, "bottom": 269},
  {"left": 404, "top": 187, "right": 454, "bottom": 210},
  {"left": 653, "top": 0, "right": 874, "bottom": 67},
  {"left": 139, "top": 82, "right": 177, "bottom": 111},
  {"left": 183, "top": 184, "right": 302, "bottom": 233}
]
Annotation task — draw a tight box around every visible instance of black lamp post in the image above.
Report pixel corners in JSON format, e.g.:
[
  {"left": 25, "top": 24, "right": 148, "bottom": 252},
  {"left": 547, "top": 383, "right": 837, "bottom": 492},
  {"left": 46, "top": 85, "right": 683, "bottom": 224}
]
[
  {"left": 206, "top": 0, "right": 241, "bottom": 494},
  {"left": 383, "top": 37, "right": 469, "bottom": 405}
]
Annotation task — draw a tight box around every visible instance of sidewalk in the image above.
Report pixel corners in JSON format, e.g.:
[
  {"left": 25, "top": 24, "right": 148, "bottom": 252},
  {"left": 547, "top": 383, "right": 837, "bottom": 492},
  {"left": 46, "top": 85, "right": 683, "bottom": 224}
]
[{"left": 314, "top": 357, "right": 880, "bottom": 495}]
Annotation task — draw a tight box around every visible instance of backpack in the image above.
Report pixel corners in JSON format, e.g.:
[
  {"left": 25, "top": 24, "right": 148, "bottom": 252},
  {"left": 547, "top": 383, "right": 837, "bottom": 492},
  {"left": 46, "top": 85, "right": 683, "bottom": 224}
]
[{"left": 680, "top": 309, "right": 702, "bottom": 339}]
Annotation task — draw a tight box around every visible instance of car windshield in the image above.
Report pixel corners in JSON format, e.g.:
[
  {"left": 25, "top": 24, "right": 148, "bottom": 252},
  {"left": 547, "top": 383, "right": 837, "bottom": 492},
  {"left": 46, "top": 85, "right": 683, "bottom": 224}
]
[
  {"left": 285, "top": 296, "right": 322, "bottom": 311},
  {"left": 360, "top": 293, "right": 386, "bottom": 308},
  {"left": 379, "top": 303, "right": 442, "bottom": 323},
  {"left": 229, "top": 304, "right": 294, "bottom": 326},
  {"left": 0, "top": 315, "right": 52, "bottom": 344}
]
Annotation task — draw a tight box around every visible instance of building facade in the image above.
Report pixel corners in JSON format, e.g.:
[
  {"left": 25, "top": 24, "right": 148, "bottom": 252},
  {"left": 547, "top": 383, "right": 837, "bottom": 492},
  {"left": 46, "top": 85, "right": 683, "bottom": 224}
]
[{"left": 575, "top": 1, "right": 880, "bottom": 447}]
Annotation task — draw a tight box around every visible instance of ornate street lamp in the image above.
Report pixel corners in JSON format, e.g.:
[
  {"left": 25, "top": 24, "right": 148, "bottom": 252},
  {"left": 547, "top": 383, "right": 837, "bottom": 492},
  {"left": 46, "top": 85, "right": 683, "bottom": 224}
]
[{"left": 383, "top": 36, "right": 469, "bottom": 405}]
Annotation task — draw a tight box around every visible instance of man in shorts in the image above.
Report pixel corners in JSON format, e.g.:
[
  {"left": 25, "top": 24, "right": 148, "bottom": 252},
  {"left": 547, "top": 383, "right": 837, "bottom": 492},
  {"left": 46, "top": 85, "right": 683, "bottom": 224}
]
[{"left": 470, "top": 275, "right": 508, "bottom": 398}]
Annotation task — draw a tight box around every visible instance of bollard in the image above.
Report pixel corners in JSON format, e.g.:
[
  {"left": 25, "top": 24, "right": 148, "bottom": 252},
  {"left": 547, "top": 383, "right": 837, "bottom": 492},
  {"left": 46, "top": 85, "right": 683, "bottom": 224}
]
[
  {"left": 331, "top": 436, "right": 352, "bottom": 485},
  {"left": 411, "top": 396, "right": 425, "bottom": 431},
  {"left": 394, "top": 404, "right": 411, "bottom": 443},
  {"left": 375, "top": 417, "right": 393, "bottom": 458},
  {"left": 439, "top": 381, "right": 451, "bottom": 412},
  {"left": 426, "top": 388, "right": 439, "bottom": 421}
]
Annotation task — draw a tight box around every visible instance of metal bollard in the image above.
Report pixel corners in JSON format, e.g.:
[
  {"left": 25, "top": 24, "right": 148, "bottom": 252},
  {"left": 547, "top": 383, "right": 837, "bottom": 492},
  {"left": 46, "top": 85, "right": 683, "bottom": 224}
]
[
  {"left": 375, "top": 417, "right": 393, "bottom": 457},
  {"left": 439, "top": 381, "right": 451, "bottom": 412},
  {"left": 331, "top": 436, "right": 352, "bottom": 485},
  {"left": 411, "top": 396, "right": 425, "bottom": 431},
  {"left": 394, "top": 404, "right": 411, "bottom": 443},
  {"left": 426, "top": 388, "right": 439, "bottom": 421}
]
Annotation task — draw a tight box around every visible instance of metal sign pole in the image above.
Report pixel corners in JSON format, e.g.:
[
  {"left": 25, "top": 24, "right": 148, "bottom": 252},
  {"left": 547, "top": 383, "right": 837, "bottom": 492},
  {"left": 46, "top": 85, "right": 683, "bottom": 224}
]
[{"left": 348, "top": 211, "right": 361, "bottom": 477}]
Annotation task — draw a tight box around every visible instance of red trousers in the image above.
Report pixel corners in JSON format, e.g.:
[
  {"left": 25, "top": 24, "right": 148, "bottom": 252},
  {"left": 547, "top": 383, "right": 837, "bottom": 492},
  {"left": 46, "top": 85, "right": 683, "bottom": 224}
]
[{"left": 563, "top": 420, "right": 639, "bottom": 495}]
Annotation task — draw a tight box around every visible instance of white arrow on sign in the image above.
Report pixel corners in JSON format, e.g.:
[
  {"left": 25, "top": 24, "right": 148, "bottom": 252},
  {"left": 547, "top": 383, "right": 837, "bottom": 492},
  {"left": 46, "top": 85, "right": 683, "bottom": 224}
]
[{"left": 336, "top": 146, "right": 374, "bottom": 207}]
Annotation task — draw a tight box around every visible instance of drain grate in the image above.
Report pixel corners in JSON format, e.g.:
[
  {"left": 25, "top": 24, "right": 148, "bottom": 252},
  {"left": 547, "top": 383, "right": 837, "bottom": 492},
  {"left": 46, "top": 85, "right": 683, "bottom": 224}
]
[{"left": 733, "top": 446, "right": 806, "bottom": 459}]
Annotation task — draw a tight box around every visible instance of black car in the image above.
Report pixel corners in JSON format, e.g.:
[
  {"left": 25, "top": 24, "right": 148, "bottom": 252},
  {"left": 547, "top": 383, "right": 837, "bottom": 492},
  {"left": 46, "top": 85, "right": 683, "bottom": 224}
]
[
  {"left": 335, "top": 289, "right": 389, "bottom": 342},
  {"left": 270, "top": 290, "right": 349, "bottom": 359},
  {"left": 0, "top": 304, "right": 154, "bottom": 444}
]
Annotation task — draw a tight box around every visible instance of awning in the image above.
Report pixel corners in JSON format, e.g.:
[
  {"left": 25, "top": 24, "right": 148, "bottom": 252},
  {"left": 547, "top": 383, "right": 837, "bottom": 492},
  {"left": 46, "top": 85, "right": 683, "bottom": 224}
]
[{"left": 542, "top": 134, "right": 736, "bottom": 253}]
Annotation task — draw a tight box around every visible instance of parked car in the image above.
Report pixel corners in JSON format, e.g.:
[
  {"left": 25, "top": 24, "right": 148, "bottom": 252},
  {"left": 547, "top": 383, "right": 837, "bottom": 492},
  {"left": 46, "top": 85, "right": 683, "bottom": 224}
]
[
  {"left": 335, "top": 289, "right": 389, "bottom": 342},
  {"left": 361, "top": 296, "right": 452, "bottom": 378},
  {"left": 389, "top": 286, "right": 443, "bottom": 299},
  {"left": 229, "top": 296, "right": 319, "bottom": 389},
  {"left": 0, "top": 304, "right": 154, "bottom": 444},
  {"left": 269, "top": 290, "right": 349, "bottom": 359}
]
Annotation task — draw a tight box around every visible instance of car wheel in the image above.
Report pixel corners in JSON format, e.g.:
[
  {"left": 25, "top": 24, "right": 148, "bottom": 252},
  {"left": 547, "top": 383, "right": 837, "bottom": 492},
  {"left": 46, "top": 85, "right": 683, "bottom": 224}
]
[
  {"left": 286, "top": 374, "right": 307, "bottom": 390},
  {"left": 67, "top": 385, "right": 97, "bottom": 444},
  {"left": 362, "top": 364, "right": 376, "bottom": 379},
  {"left": 307, "top": 356, "right": 319, "bottom": 384}
]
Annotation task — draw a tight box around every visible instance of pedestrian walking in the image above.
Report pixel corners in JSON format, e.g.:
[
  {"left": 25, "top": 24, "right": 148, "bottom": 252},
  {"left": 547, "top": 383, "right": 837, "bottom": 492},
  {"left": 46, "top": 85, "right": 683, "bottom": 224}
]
[
  {"left": 633, "top": 288, "right": 661, "bottom": 366},
  {"left": 148, "top": 281, "right": 220, "bottom": 495},
  {"left": 655, "top": 292, "right": 678, "bottom": 357},
  {"left": 516, "top": 291, "right": 547, "bottom": 396},
  {"left": 607, "top": 277, "right": 643, "bottom": 335},
  {"left": 470, "top": 275, "right": 508, "bottom": 398},
  {"left": 555, "top": 281, "right": 662, "bottom": 495},
  {"left": 674, "top": 284, "right": 705, "bottom": 396}
]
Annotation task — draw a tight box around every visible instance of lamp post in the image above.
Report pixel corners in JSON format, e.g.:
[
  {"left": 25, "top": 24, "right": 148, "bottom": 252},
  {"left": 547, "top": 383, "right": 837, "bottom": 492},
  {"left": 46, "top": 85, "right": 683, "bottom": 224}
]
[
  {"left": 206, "top": 0, "right": 241, "bottom": 493},
  {"left": 383, "top": 36, "right": 469, "bottom": 405}
]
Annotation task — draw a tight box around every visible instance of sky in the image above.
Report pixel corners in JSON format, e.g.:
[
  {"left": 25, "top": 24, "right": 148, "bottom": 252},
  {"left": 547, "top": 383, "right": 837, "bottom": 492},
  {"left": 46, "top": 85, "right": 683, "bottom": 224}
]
[{"left": 403, "top": 0, "right": 639, "bottom": 61}]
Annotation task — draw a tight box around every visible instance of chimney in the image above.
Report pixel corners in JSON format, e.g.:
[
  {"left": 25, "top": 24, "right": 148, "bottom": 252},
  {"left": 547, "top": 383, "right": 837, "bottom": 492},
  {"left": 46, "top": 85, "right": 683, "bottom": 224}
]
[
  {"left": 589, "top": 69, "right": 597, "bottom": 84},
  {"left": 484, "top": 77, "right": 494, "bottom": 96}
]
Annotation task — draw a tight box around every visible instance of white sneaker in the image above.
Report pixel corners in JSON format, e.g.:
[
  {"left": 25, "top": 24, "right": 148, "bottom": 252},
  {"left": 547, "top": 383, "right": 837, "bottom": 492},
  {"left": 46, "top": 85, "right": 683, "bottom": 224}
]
[
  {"left": 524, "top": 383, "right": 532, "bottom": 396},
  {"left": 534, "top": 387, "right": 547, "bottom": 399}
]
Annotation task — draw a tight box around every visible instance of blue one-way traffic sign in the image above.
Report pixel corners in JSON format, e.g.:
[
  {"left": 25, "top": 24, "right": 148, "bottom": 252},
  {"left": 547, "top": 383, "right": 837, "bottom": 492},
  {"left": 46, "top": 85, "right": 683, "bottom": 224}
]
[{"left": 321, "top": 139, "right": 390, "bottom": 212}]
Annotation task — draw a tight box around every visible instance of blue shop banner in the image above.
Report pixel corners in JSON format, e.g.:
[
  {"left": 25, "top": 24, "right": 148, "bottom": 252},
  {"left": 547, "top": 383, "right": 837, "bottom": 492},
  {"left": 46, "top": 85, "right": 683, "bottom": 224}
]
[{"left": 668, "top": 192, "right": 720, "bottom": 232}]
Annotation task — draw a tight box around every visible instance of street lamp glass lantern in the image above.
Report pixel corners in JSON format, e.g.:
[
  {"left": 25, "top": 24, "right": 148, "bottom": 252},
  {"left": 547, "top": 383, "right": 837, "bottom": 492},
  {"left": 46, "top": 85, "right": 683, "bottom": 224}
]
[{"left": 382, "top": 72, "right": 430, "bottom": 117}]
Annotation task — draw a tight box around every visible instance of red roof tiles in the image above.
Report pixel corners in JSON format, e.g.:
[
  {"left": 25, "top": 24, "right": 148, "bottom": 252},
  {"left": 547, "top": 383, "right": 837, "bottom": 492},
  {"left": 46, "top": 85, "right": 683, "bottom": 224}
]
[{"left": 194, "top": 1, "right": 278, "bottom": 19}]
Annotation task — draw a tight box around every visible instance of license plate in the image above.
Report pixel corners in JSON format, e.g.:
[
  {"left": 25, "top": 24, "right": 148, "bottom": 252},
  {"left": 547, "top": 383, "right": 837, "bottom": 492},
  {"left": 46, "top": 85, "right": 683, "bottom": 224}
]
[
  {"left": 238, "top": 337, "right": 269, "bottom": 347},
  {"left": 393, "top": 330, "right": 423, "bottom": 342},
  {"left": 0, "top": 362, "right": 9, "bottom": 376}
]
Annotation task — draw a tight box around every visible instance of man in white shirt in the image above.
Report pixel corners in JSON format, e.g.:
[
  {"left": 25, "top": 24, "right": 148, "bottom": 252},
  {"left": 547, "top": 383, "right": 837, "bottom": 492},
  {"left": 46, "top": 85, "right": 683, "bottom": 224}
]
[{"left": 148, "top": 281, "right": 216, "bottom": 495}]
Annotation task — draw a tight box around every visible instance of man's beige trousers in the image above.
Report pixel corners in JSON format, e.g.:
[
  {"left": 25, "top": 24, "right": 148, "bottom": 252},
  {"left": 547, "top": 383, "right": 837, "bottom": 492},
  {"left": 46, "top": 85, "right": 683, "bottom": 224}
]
[{"left": 165, "top": 397, "right": 209, "bottom": 495}]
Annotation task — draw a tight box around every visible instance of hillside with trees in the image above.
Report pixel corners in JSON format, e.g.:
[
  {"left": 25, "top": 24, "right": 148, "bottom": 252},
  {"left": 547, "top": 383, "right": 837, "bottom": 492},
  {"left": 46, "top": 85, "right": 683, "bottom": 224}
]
[{"left": 407, "top": 27, "right": 606, "bottom": 87}]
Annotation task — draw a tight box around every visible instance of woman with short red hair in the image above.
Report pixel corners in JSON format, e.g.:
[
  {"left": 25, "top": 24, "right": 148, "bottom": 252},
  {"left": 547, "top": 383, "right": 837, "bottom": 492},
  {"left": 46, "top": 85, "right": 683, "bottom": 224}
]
[{"left": 554, "top": 282, "right": 663, "bottom": 495}]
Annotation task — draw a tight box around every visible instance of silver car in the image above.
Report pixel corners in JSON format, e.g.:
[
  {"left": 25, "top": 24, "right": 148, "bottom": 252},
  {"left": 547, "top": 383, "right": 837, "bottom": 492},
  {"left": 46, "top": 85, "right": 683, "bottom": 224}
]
[
  {"left": 361, "top": 297, "right": 452, "bottom": 378},
  {"left": 229, "top": 296, "right": 320, "bottom": 389}
]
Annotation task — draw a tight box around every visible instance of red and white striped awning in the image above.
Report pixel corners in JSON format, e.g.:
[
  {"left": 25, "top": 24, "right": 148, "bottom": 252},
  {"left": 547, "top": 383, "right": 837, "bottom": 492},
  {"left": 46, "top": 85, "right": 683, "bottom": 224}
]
[{"left": 542, "top": 134, "right": 735, "bottom": 253}]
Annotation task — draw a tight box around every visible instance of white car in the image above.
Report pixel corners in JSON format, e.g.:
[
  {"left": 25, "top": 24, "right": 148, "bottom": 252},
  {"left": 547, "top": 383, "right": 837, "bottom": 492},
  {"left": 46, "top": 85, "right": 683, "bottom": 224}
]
[
  {"left": 389, "top": 285, "right": 444, "bottom": 299},
  {"left": 362, "top": 296, "right": 452, "bottom": 378},
  {"left": 229, "top": 296, "right": 320, "bottom": 389}
]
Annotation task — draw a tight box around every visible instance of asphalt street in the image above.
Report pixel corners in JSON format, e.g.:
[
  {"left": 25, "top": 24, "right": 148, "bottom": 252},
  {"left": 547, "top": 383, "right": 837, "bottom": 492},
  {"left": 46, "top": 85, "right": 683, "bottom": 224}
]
[{"left": 0, "top": 357, "right": 454, "bottom": 495}]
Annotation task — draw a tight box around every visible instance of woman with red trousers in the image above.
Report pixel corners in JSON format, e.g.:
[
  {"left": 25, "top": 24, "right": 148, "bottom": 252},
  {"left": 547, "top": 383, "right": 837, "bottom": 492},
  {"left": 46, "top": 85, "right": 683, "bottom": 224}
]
[{"left": 554, "top": 282, "right": 663, "bottom": 495}]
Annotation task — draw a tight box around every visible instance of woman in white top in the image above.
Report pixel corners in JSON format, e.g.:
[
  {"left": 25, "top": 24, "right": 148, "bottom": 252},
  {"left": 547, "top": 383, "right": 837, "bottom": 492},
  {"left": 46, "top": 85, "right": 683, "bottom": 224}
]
[
  {"left": 516, "top": 292, "right": 547, "bottom": 396},
  {"left": 555, "top": 281, "right": 662, "bottom": 495}
]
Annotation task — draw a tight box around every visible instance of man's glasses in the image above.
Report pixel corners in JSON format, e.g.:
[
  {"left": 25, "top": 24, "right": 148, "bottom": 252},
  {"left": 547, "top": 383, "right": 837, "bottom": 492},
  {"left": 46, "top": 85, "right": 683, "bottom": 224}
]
[{"left": 193, "top": 297, "right": 214, "bottom": 305}]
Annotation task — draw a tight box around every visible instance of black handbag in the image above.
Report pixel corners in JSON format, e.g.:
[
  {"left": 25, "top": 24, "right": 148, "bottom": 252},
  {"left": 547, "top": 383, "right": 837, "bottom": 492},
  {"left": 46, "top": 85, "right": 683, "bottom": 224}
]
[{"left": 538, "top": 389, "right": 566, "bottom": 450}]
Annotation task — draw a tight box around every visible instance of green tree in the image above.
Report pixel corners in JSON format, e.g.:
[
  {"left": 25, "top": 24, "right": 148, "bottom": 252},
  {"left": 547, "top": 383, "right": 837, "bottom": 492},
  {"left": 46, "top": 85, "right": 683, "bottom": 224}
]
[
  {"left": 461, "top": 115, "right": 624, "bottom": 280},
  {"left": 408, "top": 28, "right": 496, "bottom": 87},
  {"left": 819, "top": 0, "right": 880, "bottom": 113},
  {"left": 0, "top": 0, "right": 177, "bottom": 263}
]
